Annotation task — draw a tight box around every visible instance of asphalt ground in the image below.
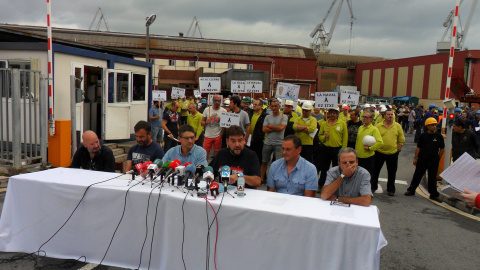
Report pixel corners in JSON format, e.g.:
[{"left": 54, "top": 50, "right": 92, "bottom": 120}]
[{"left": 1, "top": 131, "right": 479, "bottom": 269}]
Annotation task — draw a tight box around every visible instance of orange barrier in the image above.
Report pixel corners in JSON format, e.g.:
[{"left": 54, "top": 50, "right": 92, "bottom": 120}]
[{"left": 48, "top": 120, "right": 72, "bottom": 167}]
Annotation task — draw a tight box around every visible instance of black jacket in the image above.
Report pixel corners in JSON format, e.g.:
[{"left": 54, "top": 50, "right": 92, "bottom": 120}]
[
  {"left": 248, "top": 110, "right": 267, "bottom": 144},
  {"left": 70, "top": 144, "right": 115, "bottom": 172}
]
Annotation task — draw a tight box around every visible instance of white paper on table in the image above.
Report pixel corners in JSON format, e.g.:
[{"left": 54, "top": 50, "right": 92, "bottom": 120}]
[
  {"left": 330, "top": 205, "right": 355, "bottom": 218},
  {"left": 439, "top": 152, "right": 480, "bottom": 193},
  {"left": 309, "top": 128, "right": 318, "bottom": 139}
]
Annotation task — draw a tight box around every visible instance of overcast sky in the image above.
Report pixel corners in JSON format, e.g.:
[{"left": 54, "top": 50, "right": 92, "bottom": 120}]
[{"left": 1, "top": 0, "right": 478, "bottom": 59}]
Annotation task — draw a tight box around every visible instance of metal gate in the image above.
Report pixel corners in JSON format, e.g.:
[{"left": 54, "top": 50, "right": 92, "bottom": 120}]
[{"left": 0, "top": 68, "right": 48, "bottom": 169}]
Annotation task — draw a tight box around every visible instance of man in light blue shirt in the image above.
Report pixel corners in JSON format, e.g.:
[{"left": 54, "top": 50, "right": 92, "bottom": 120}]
[
  {"left": 162, "top": 125, "right": 208, "bottom": 166},
  {"left": 267, "top": 135, "right": 317, "bottom": 197}
]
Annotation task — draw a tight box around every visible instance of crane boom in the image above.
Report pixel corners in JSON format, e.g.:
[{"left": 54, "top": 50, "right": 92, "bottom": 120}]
[{"left": 437, "top": 0, "right": 477, "bottom": 53}]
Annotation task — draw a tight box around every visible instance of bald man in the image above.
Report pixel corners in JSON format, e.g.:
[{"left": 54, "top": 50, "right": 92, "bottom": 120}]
[{"left": 70, "top": 130, "right": 115, "bottom": 172}]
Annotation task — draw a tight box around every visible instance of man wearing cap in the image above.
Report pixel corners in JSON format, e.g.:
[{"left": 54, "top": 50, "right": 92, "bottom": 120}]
[
  {"left": 293, "top": 101, "right": 317, "bottom": 162},
  {"left": 338, "top": 104, "right": 351, "bottom": 123},
  {"left": 372, "top": 109, "right": 405, "bottom": 196},
  {"left": 282, "top": 99, "right": 298, "bottom": 138},
  {"left": 199, "top": 99, "right": 207, "bottom": 113},
  {"left": 201, "top": 94, "right": 226, "bottom": 160},
  {"left": 355, "top": 111, "right": 383, "bottom": 190},
  {"left": 242, "top": 97, "right": 253, "bottom": 115},
  {"left": 405, "top": 117, "right": 444, "bottom": 202},
  {"left": 318, "top": 107, "right": 348, "bottom": 189},
  {"left": 222, "top": 99, "right": 231, "bottom": 112}
]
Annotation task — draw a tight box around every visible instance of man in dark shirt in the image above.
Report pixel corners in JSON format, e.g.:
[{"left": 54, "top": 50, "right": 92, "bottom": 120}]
[
  {"left": 125, "top": 121, "right": 164, "bottom": 178},
  {"left": 162, "top": 100, "right": 180, "bottom": 152},
  {"left": 70, "top": 130, "right": 115, "bottom": 172},
  {"left": 347, "top": 110, "right": 363, "bottom": 148},
  {"left": 452, "top": 118, "right": 478, "bottom": 161},
  {"left": 405, "top": 117, "right": 444, "bottom": 202},
  {"left": 209, "top": 125, "right": 261, "bottom": 189}
]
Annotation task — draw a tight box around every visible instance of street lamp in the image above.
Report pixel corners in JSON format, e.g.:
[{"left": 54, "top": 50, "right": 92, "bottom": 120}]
[{"left": 145, "top": 14, "right": 156, "bottom": 63}]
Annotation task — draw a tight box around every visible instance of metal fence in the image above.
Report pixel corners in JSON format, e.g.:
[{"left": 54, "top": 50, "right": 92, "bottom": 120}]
[{"left": 0, "top": 68, "right": 47, "bottom": 169}]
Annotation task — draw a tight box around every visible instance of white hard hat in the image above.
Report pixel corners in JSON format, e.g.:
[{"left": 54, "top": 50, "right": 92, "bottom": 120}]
[
  {"left": 362, "top": 135, "right": 376, "bottom": 147},
  {"left": 301, "top": 101, "right": 313, "bottom": 110}
]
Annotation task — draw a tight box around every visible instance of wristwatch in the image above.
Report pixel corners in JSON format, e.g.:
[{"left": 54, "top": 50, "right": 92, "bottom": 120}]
[{"left": 340, "top": 173, "right": 345, "bottom": 179}]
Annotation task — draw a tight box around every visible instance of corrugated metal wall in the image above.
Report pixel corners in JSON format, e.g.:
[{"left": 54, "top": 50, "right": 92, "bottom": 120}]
[
  {"left": 372, "top": 69, "right": 381, "bottom": 96},
  {"left": 396, "top": 67, "right": 408, "bottom": 97},
  {"left": 383, "top": 68, "right": 394, "bottom": 97},
  {"left": 411, "top": 65, "right": 425, "bottom": 97},
  {"left": 428, "top": 63, "right": 443, "bottom": 99}
]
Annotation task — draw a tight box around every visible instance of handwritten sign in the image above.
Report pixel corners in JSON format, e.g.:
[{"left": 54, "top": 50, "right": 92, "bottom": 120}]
[
  {"left": 152, "top": 90, "right": 167, "bottom": 101},
  {"left": 199, "top": 77, "right": 221, "bottom": 93},
  {"left": 276, "top": 82, "right": 300, "bottom": 100},
  {"left": 340, "top": 90, "right": 359, "bottom": 105},
  {"left": 193, "top": 90, "right": 201, "bottom": 97},
  {"left": 315, "top": 92, "right": 338, "bottom": 109},
  {"left": 220, "top": 112, "right": 240, "bottom": 128},
  {"left": 171, "top": 87, "right": 185, "bottom": 99},
  {"left": 245, "top": 80, "right": 262, "bottom": 93},
  {"left": 231, "top": 80, "right": 245, "bottom": 93}
]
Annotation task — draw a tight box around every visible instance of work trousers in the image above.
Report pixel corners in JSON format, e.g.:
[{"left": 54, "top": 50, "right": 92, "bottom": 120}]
[
  {"left": 358, "top": 155, "right": 375, "bottom": 190},
  {"left": 371, "top": 151, "right": 399, "bottom": 193},
  {"left": 318, "top": 146, "right": 341, "bottom": 188},
  {"left": 300, "top": 145, "right": 313, "bottom": 164},
  {"left": 407, "top": 158, "right": 440, "bottom": 198}
]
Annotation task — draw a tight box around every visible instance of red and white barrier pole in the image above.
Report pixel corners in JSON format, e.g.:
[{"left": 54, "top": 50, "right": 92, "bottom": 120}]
[
  {"left": 47, "top": 0, "right": 55, "bottom": 136},
  {"left": 443, "top": 0, "right": 461, "bottom": 170}
]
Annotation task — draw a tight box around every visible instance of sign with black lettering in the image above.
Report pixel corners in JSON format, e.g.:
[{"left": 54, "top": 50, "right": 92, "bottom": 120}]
[
  {"left": 245, "top": 80, "right": 262, "bottom": 93},
  {"left": 231, "top": 80, "right": 245, "bottom": 93},
  {"left": 220, "top": 112, "right": 240, "bottom": 128},
  {"left": 152, "top": 90, "right": 167, "bottom": 101},
  {"left": 315, "top": 92, "right": 338, "bottom": 109},
  {"left": 340, "top": 90, "right": 360, "bottom": 105},
  {"left": 199, "top": 77, "right": 221, "bottom": 93},
  {"left": 171, "top": 87, "right": 185, "bottom": 99},
  {"left": 193, "top": 90, "right": 201, "bottom": 98}
]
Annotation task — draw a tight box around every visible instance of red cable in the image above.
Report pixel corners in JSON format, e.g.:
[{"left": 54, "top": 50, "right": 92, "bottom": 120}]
[{"left": 204, "top": 197, "right": 219, "bottom": 270}]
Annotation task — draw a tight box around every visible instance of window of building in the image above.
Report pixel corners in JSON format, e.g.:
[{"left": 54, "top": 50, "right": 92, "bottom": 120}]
[
  {"left": 228, "top": 63, "right": 235, "bottom": 69},
  {"left": 189, "top": 61, "right": 196, "bottom": 67},
  {"left": 247, "top": 64, "right": 253, "bottom": 70},
  {"left": 209, "top": 62, "right": 215, "bottom": 68},
  {"left": 132, "top": 73, "right": 147, "bottom": 101},
  {"left": 1, "top": 60, "right": 31, "bottom": 98},
  {"left": 169, "top": 60, "right": 176, "bottom": 66}
]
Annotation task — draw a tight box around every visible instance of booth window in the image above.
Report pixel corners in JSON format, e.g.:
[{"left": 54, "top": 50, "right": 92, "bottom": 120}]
[{"left": 132, "top": 73, "right": 146, "bottom": 101}]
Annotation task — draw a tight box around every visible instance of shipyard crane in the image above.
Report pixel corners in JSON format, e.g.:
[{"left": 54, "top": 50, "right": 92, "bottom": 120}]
[
  {"left": 89, "top": 7, "right": 110, "bottom": 31},
  {"left": 310, "top": 0, "right": 355, "bottom": 53},
  {"left": 186, "top": 16, "right": 203, "bottom": 38},
  {"left": 437, "top": 0, "right": 478, "bottom": 53}
]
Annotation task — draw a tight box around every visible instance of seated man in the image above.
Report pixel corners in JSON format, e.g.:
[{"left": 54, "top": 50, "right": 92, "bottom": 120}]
[
  {"left": 70, "top": 130, "right": 115, "bottom": 172},
  {"left": 321, "top": 147, "right": 372, "bottom": 206},
  {"left": 125, "top": 121, "right": 165, "bottom": 177},
  {"left": 162, "top": 125, "right": 208, "bottom": 166},
  {"left": 209, "top": 125, "right": 261, "bottom": 188},
  {"left": 267, "top": 135, "right": 317, "bottom": 197}
]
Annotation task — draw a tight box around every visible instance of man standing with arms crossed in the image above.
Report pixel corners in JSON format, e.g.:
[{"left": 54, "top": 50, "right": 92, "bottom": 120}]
[
  {"left": 318, "top": 107, "right": 348, "bottom": 189},
  {"left": 372, "top": 109, "right": 405, "bottom": 196},
  {"left": 201, "top": 94, "right": 226, "bottom": 160},
  {"left": 261, "top": 99, "right": 288, "bottom": 183},
  {"left": 293, "top": 101, "right": 317, "bottom": 163},
  {"left": 162, "top": 100, "right": 180, "bottom": 152}
]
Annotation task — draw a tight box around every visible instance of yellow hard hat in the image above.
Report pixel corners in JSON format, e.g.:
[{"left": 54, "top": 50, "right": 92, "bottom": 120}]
[{"left": 425, "top": 117, "right": 438, "bottom": 126}]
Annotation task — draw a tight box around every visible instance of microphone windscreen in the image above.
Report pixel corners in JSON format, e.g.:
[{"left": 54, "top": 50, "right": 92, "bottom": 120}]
[
  {"left": 153, "top": 159, "right": 163, "bottom": 167},
  {"left": 185, "top": 164, "right": 196, "bottom": 174},
  {"left": 162, "top": 161, "right": 171, "bottom": 169},
  {"left": 183, "top": 162, "right": 193, "bottom": 167},
  {"left": 204, "top": 166, "right": 214, "bottom": 173},
  {"left": 169, "top": 159, "right": 181, "bottom": 169}
]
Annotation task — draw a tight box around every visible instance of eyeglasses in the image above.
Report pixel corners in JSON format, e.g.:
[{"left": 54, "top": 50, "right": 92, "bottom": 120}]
[
  {"left": 213, "top": 99, "right": 221, "bottom": 102},
  {"left": 180, "top": 136, "right": 195, "bottom": 141},
  {"left": 362, "top": 116, "right": 373, "bottom": 119}
]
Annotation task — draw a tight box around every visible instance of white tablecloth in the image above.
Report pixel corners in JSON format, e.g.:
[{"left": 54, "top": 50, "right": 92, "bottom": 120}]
[{"left": 0, "top": 168, "right": 387, "bottom": 269}]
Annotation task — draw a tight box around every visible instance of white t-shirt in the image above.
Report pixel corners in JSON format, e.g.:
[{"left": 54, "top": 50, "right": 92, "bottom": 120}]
[{"left": 202, "top": 106, "right": 227, "bottom": 138}]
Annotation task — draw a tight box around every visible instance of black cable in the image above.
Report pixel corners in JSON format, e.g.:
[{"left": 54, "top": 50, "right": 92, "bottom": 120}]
[
  {"left": 205, "top": 191, "right": 226, "bottom": 270},
  {"left": 147, "top": 181, "right": 166, "bottom": 270},
  {"left": 181, "top": 191, "right": 189, "bottom": 270},
  {"left": 36, "top": 174, "right": 122, "bottom": 256},
  {"left": 137, "top": 181, "right": 164, "bottom": 270},
  {"left": 98, "top": 180, "right": 143, "bottom": 265}
]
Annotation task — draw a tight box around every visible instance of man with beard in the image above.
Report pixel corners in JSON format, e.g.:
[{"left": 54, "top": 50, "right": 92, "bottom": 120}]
[
  {"left": 125, "top": 121, "right": 165, "bottom": 178},
  {"left": 162, "top": 100, "right": 180, "bottom": 152},
  {"left": 201, "top": 94, "right": 227, "bottom": 160},
  {"left": 209, "top": 125, "right": 261, "bottom": 188},
  {"left": 71, "top": 130, "right": 115, "bottom": 172}
]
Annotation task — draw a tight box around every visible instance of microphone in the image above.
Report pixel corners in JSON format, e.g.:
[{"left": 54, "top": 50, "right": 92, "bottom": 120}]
[
  {"left": 193, "top": 165, "right": 205, "bottom": 184},
  {"left": 164, "top": 159, "right": 181, "bottom": 180},
  {"left": 157, "top": 160, "right": 171, "bottom": 177},
  {"left": 183, "top": 162, "right": 192, "bottom": 167},
  {"left": 220, "top": 165, "right": 231, "bottom": 188},
  {"left": 203, "top": 166, "right": 214, "bottom": 191},
  {"left": 174, "top": 165, "right": 186, "bottom": 185},
  {"left": 184, "top": 164, "right": 196, "bottom": 188},
  {"left": 148, "top": 159, "right": 163, "bottom": 179}
]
